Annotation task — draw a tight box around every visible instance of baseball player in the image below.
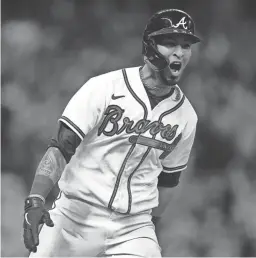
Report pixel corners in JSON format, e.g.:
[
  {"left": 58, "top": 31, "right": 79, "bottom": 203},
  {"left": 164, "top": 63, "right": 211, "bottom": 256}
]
[{"left": 23, "top": 9, "right": 200, "bottom": 257}]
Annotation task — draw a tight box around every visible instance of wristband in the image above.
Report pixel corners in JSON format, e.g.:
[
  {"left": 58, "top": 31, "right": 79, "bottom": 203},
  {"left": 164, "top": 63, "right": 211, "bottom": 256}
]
[{"left": 28, "top": 194, "right": 46, "bottom": 204}]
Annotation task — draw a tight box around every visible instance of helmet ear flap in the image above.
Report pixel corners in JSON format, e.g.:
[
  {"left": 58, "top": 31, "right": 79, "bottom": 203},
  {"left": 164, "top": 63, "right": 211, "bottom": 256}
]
[{"left": 143, "top": 36, "right": 169, "bottom": 71}]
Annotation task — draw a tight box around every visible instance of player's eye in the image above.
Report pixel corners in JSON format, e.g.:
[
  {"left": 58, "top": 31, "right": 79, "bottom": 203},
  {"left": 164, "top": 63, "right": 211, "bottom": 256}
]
[
  {"left": 165, "top": 42, "right": 176, "bottom": 48},
  {"left": 182, "top": 43, "right": 191, "bottom": 49},
  {"left": 157, "top": 38, "right": 176, "bottom": 48}
]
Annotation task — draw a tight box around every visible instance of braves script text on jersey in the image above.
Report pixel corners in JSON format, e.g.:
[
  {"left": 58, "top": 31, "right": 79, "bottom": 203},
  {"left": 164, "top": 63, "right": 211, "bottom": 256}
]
[{"left": 58, "top": 66, "right": 197, "bottom": 214}]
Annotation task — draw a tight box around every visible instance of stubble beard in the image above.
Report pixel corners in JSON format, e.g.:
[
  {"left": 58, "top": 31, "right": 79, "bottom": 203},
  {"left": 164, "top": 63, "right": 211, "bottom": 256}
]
[{"left": 159, "top": 68, "right": 180, "bottom": 86}]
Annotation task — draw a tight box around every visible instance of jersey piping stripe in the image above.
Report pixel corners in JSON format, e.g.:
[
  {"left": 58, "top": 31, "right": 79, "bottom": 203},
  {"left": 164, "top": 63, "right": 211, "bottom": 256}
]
[
  {"left": 108, "top": 69, "right": 149, "bottom": 212},
  {"left": 59, "top": 116, "right": 85, "bottom": 140},
  {"left": 108, "top": 143, "right": 136, "bottom": 210},
  {"left": 163, "top": 164, "right": 187, "bottom": 171},
  {"left": 123, "top": 68, "right": 154, "bottom": 213},
  {"left": 122, "top": 69, "right": 148, "bottom": 120},
  {"left": 126, "top": 147, "right": 152, "bottom": 214},
  {"left": 158, "top": 94, "right": 186, "bottom": 121}
]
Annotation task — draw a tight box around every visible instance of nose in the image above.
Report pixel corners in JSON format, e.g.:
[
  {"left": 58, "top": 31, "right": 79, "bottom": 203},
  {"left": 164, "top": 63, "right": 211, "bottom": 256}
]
[{"left": 173, "top": 45, "right": 184, "bottom": 59}]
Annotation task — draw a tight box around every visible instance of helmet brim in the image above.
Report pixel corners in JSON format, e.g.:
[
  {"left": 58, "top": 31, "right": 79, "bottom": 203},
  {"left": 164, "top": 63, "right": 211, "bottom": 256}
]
[{"left": 148, "top": 28, "right": 201, "bottom": 44}]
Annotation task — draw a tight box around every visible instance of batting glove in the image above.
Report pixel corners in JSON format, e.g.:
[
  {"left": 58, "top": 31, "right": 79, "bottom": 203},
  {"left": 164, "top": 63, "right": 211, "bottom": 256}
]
[{"left": 23, "top": 196, "right": 54, "bottom": 253}]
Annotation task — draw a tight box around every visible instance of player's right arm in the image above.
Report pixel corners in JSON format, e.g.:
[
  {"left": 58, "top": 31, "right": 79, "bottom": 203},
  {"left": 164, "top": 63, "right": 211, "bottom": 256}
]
[
  {"left": 23, "top": 77, "right": 110, "bottom": 253},
  {"left": 23, "top": 123, "right": 81, "bottom": 253}
]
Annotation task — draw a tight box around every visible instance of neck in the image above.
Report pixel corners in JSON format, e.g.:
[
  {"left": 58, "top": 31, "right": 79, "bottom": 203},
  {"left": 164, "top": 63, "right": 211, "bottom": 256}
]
[{"left": 140, "top": 64, "right": 176, "bottom": 97}]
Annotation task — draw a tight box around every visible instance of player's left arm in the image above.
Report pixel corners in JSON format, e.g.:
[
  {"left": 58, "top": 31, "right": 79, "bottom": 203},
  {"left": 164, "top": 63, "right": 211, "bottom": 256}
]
[
  {"left": 152, "top": 118, "right": 198, "bottom": 225},
  {"left": 152, "top": 171, "right": 181, "bottom": 225}
]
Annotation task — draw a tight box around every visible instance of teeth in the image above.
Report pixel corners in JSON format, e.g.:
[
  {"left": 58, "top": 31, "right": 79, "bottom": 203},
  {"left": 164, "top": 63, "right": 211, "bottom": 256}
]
[{"left": 170, "top": 62, "right": 181, "bottom": 71}]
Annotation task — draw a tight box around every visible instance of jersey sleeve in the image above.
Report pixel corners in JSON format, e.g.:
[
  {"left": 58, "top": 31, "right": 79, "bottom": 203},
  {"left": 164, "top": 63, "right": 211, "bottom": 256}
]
[
  {"left": 161, "top": 117, "right": 197, "bottom": 173},
  {"left": 59, "top": 77, "right": 108, "bottom": 140}
]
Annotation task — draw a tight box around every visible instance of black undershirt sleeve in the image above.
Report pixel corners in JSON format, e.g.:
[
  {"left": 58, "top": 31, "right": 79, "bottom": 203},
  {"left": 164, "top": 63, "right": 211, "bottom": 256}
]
[
  {"left": 48, "top": 122, "right": 82, "bottom": 163},
  {"left": 158, "top": 171, "right": 181, "bottom": 188}
]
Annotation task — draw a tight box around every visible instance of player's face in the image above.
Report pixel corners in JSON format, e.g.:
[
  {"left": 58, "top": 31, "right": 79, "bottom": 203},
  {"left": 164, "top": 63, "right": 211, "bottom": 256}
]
[{"left": 156, "top": 36, "right": 192, "bottom": 83}]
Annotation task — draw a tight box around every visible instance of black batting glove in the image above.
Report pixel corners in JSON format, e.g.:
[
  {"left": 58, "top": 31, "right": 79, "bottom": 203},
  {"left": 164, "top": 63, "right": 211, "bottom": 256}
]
[{"left": 23, "top": 196, "right": 54, "bottom": 253}]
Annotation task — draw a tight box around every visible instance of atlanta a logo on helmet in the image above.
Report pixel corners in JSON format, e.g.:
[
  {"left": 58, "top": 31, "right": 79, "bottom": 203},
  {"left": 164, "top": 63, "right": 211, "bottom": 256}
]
[{"left": 162, "top": 17, "right": 188, "bottom": 30}]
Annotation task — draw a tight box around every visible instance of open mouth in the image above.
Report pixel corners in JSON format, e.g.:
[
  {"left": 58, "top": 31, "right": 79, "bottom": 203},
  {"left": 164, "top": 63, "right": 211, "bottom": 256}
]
[{"left": 169, "top": 62, "right": 182, "bottom": 73}]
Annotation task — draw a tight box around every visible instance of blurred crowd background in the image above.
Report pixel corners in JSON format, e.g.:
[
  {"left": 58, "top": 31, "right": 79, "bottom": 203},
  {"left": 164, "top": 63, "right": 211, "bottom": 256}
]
[{"left": 2, "top": 0, "right": 256, "bottom": 256}]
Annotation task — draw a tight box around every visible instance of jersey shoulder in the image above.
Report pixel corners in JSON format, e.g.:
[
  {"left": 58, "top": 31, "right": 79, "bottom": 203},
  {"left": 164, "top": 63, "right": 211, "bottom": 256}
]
[{"left": 88, "top": 66, "right": 140, "bottom": 94}]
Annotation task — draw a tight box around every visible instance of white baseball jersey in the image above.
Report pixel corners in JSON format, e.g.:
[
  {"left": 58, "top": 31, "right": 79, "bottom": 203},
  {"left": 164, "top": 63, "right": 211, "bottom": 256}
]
[{"left": 58, "top": 66, "right": 197, "bottom": 214}]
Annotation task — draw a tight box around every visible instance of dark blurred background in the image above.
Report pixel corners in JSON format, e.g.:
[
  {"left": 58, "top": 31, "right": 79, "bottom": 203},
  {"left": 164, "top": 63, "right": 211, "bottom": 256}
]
[{"left": 1, "top": 0, "right": 256, "bottom": 256}]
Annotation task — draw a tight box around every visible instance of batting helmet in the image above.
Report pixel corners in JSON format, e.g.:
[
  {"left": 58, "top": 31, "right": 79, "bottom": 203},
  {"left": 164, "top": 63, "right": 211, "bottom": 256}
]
[{"left": 142, "top": 9, "right": 201, "bottom": 71}]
